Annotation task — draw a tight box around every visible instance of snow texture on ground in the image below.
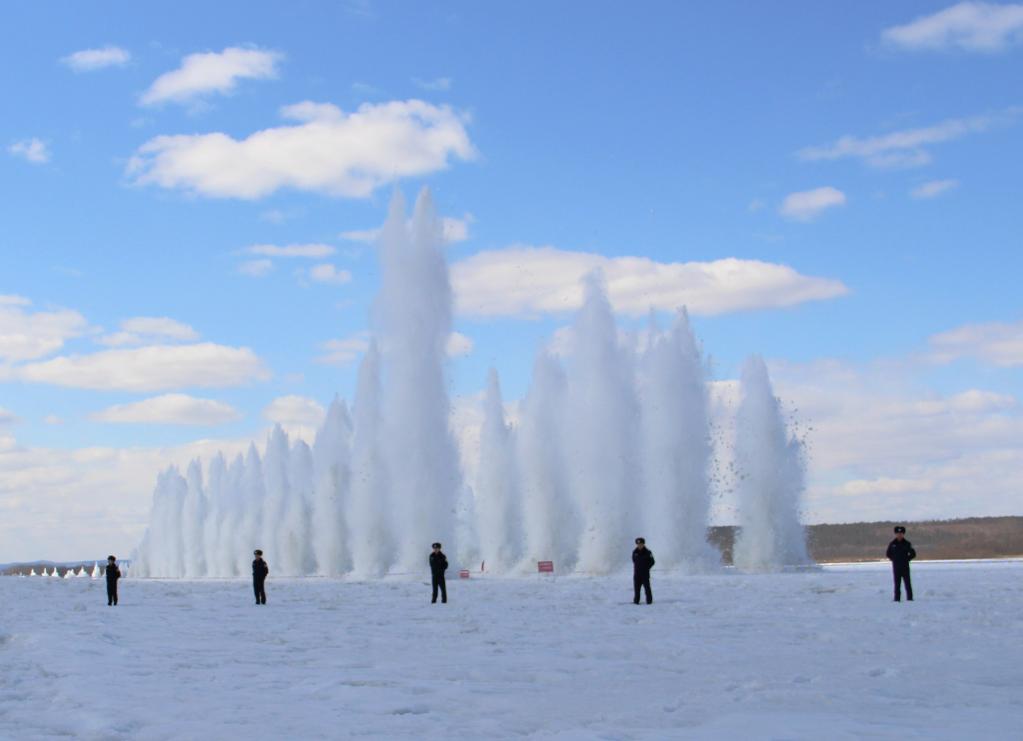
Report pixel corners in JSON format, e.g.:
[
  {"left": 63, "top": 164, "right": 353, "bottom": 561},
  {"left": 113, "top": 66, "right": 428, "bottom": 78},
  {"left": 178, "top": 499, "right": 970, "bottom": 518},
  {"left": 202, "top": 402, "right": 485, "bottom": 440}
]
[{"left": 2, "top": 560, "right": 1022, "bottom": 740}]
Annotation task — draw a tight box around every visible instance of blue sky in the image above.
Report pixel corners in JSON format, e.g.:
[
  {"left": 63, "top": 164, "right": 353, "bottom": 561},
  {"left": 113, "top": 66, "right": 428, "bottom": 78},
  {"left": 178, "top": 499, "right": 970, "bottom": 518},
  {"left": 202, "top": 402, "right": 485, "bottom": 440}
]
[{"left": 2, "top": 1, "right": 1022, "bottom": 560}]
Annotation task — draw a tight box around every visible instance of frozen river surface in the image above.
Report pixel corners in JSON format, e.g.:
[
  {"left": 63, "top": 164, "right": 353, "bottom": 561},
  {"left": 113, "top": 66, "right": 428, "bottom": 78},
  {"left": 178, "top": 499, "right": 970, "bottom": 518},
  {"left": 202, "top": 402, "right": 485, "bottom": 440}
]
[{"left": 2, "top": 561, "right": 1022, "bottom": 740}]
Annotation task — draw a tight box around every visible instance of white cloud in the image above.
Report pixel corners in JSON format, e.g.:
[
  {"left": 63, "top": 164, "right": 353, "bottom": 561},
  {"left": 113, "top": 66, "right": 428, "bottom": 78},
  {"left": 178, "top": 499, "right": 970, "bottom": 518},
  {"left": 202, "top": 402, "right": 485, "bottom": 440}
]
[
  {"left": 262, "top": 395, "right": 326, "bottom": 428},
  {"left": 339, "top": 227, "right": 381, "bottom": 243},
  {"left": 127, "top": 99, "right": 475, "bottom": 199},
  {"left": 413, "top": 76, "right": 452, "bottom": 91},
  {"left": 0, "top": 407, "right": 17, "bottom": 425},
  {"left": 779, "top": 187, "right": 847, "bottom": 221},
  {"left": 0, "top": 294, "right": 31, "bottom": 306},
  {"left": 446, "top": 332, "right": 474, "bottom": 358},
  {"left": 928, "top": 319, "right": 1023, "bottom": 366},
  {"left": 798, "top": 109, "right": 1018, "bottom": 169},
  {"left": 99, "top": 316, "right": 199, "bottom": 347},
  {"left": 91, "top": 394, "right": 241, "bottom": 426},
  {"left": 442, "top": 213, "right": 473, "bottom": 243},
  {"left": 140, "top": 46, "right": 282, "bottom": 106},
  {"left": 450, "top": 246, "right": 848, "bottom": 318},
  {"left": 765, "top": 358, "right": 1023, "bottom": 523},
  {"left": 317, "top": 333, "right": 371, "bottom": 366},
  {"left": 43, "top": 415, "right": 63, "bottom": 425},
  {"left": 242, "top": 243, "right": 335, "bottom": 258},
  {"left": 307, "top": 264, "right": 352, "bottom": 285},
  {"left": 61, "top": 46, "right": 131, "bottom": 72},
  {"left": 0, "top": 300, "right": 90, "bottom": 362},
  {"left": 910, "top": 178, "right": 959, "bottom": 199},
  {"left": 882, "top": 2, "right": 1023, "bottom": 52},
  {"left": 14, "top": 343, "right": 269, "bottom": 392},
  {"left": 238, "top": 259, "right": 274, "bottom": 277},
  {"left": 9, "top": 138, "right": 50, "bottom": 164},
  {"left": 0, "top": 430, "right": 259, "bottom": 562},
  {"left": 341, "top": 213, "right": 473, "bottom": 245}
]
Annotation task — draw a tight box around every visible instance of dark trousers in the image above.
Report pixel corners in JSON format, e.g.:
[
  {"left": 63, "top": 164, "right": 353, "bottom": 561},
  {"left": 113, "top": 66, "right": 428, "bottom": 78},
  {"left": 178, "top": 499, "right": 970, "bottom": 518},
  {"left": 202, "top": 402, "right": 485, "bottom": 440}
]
[
  {"left": 633, "top": 574, "right": 652, "bottom": 604},
  {"left": 431, "top": 573, "right": 447, "bottom": 603},
  {"left": 106, "top": 583, "right": 118, "bottom": 606},
  {"left": 253, "top": 578, "right": 267, "bottom": 604},
  {"left": 893, "top": 565, "right": 913, "bottom": 601}
]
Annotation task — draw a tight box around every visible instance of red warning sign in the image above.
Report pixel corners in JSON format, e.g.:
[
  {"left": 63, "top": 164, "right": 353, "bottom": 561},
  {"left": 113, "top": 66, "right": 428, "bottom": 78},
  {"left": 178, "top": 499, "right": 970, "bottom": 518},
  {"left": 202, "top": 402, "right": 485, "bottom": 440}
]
[
  {"left": 537, "top": 561, "right": 554, "bottom": 573},
  {"left": 458, "top": 569, "right": 470, "bottom": 579}
]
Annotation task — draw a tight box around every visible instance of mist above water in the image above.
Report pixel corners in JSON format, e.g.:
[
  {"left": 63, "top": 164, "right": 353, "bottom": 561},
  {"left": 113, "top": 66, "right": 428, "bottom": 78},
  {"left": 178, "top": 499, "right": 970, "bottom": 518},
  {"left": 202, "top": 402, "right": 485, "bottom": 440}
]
[{"left": 133, "top": 188, "right": 810, "bottom": 578}]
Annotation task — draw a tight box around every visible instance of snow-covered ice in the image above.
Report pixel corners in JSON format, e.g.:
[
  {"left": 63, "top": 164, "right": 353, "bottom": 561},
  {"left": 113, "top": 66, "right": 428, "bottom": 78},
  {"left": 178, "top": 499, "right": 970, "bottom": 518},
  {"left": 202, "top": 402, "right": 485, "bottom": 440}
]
[{"left": 2, "top": 560, "right": 1021, "bottom": 739}]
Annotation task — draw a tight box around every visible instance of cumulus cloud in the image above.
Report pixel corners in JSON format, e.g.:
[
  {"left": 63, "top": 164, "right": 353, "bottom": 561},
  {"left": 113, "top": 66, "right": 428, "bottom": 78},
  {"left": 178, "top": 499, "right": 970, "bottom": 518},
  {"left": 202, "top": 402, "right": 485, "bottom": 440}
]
[
  {"left": 0, "top": 299, "right": 90, "bottom": 362},
  {"left": 413, "top": 76, "right": 453, "bottom": 91},
  {"left": 928, "top": 319, "right": 1023, "bottom": 366},
  {"left": 61, "top": 45, "right": 131, "bottom": 72},
  {"left": 882, "top": 2, "right": 1023, "bottom": 52},
  {"left": 127, "top": 99, "right": 475, "bottom": 199},
  {"left": 764, "top": 358, "right": 1023, "bottom": 523},
  {"left": 0, "top": 430, "right": 259, "bottom": 562},
  {"left": 238, "top": 259, "right": 274, "bottom": 277},
  {"left": 910, "top": 178, "right": 959, "bottom": 199},
  {"left": 9, "top": 138, "right": 50, "bottom": 164},
  {"left": 99, "top": 316, "right": 199, "bottom": 347},
  {"left": 14, "top": 343, "right": 269, "bottom": 391},
  {"left": 341, "top": 212, "right": 473, "bottom": 245},
  {"left": 91, "top": 394, "right": 241, "bottom": 426},
  {"left": 318, "top": 331, "right": 469, "bottom": 365},
  {"left": 450, "top": 246, "right": 848, "bottom": 318},
  {"left": 316, "top": 334, "right": 371, "bottom": 366},
  {"left": 0, "top": 407, "right": 17, "bottom": 425},
  {"left": 307, "top": 264, "right": 352, "bottom": 285},
  {"left": 262, "top": 395, "right": 326, "bottom": 428},
  {"left": 446, "top": 332, "right": 474, "bottom": 358},
  {"left": 242, "top": 243, "right": 335, "bottom": 258},
  {"left": 779, "top": 187, "right": 847, "bottom": 221},
  {"left": 140, "top": 46, "right": 282, "bottom": 106},
  {"left": 798, "top": 109, "right": 1019, "bottom": 169}
]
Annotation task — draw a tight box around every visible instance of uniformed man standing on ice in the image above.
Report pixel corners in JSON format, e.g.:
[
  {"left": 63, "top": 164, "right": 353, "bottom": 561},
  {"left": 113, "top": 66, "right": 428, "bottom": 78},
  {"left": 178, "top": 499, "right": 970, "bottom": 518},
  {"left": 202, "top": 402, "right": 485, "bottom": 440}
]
[
  {"left": 105, "top": 555, "right": 121, "bottom": 606},
  {"left": 632, "top": 537, "right": 655, "bottom": 605},
  {"left": 252, "top": 549, "right": 269, "bottom": 605},
  {"left": 429, "top": 542, "right": 448, "bottom": 604},
  {"left": 886, "top": 526, "right": 916, "bottom": 602}
]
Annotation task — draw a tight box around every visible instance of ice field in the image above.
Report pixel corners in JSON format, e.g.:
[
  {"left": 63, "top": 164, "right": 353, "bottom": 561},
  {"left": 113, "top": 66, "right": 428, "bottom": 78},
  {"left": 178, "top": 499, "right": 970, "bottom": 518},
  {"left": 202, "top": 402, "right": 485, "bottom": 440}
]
[{"left": 3, "top": 560, "right": 1022, "bottom": 740}]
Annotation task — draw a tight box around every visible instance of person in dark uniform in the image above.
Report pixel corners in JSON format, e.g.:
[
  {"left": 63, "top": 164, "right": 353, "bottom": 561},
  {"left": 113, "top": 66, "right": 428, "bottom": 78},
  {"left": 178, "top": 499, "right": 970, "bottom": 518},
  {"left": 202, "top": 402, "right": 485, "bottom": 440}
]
[
  {"left": 886, "top": 526, "right": 916, "bottom": 602},
  {"left": 105, "top": 555, "right": 121, "bottom": 606},
  {"left": 429, "top": 542, "right": 448, "bottom": 604},
  {"left": 252, "top": 549, "right": 269, "bottom": 605},
  {"left": 632, "top": 537, "right": 655, "bottom": 605}
]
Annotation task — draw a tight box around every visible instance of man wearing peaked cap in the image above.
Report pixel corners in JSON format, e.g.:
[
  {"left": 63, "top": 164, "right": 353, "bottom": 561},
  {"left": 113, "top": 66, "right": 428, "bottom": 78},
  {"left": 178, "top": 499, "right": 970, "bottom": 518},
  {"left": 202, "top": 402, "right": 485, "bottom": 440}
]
[
  {"left": 886, "top": 526, "right": 916, "bottom": 602},
  {"left": 252, "top": 549, "right": 269, "bottom": 605},
  {"left": 105, "top": 555, "right": 121, "bottom": 606}
]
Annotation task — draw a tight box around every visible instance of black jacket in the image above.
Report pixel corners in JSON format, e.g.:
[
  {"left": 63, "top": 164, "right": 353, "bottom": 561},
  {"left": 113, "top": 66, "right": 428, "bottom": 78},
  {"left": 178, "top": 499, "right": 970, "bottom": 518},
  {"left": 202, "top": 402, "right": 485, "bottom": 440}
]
[
  {"left": 252, "top": 558, "right": 269, "bottom": 580},
  {"left": 105, "top": 564, "right": 120, "bottom": 583},
  {"left": 429, "top": 551, "right": 448, "bottom": 575},
  {"left": 632, "top": 548, "right": 655, "bottom": 576},
  {"left": 886, "top": 539, "right": 916, "bottom": 567}
]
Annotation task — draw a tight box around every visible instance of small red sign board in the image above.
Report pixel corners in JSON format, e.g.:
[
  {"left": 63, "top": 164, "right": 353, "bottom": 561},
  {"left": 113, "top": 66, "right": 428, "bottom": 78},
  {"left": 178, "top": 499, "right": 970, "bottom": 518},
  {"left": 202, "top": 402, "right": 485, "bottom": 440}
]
[
  {"left": 458, "top": 569, "right": 470, "bottom": 579},
  {"left": 537, "top": 561, "right": 554, "bottom": 573}
]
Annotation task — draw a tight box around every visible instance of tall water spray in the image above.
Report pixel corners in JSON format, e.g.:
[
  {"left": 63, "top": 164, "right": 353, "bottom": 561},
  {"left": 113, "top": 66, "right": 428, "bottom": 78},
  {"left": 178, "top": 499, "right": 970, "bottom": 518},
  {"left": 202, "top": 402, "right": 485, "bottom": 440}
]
[
  {"left": 376, "top": 189, "right": 462, "bottom": 572},
  {"left": 475, "top": 369, "right": 523, "bottom": 571},
  {"left": 346, "top": 340, "right": 391, "bottom": 578},
  {"left": 132, "top": 186, "right": 811, "bottom": 578},
  {"left": 639, "top": 310, "right": 718, "bottom": 570},
  {"left": 731, "top": 356, "right": 810, "bottom": 571},
  {"left": 566, "top": 274, "right": 641, "bottom": 574},
  {"left": 517, "top": 349, "right": 576, "bottom": 570}
]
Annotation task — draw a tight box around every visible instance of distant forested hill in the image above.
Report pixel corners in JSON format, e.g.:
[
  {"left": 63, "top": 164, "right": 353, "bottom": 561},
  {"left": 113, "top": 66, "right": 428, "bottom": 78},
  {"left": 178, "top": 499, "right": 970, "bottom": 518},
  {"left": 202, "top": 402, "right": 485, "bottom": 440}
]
[{"left": 710, "top": 516, "right": 1023, "bottom": 564}]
